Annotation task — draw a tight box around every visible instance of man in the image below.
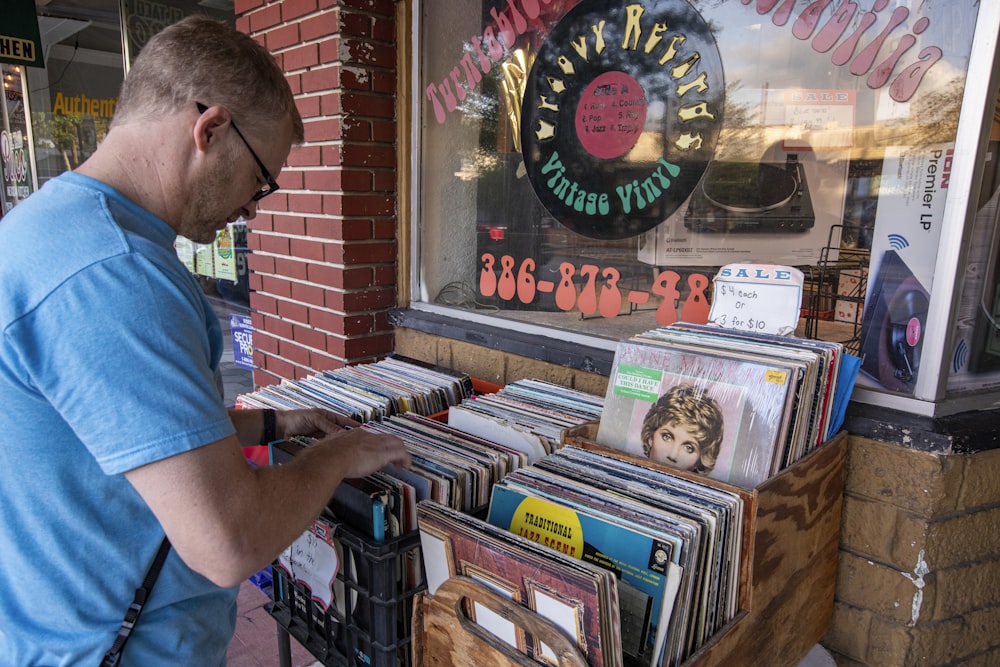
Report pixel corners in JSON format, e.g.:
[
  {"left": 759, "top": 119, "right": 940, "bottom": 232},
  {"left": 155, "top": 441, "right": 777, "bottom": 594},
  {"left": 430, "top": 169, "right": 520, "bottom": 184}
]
[{"left": 0, "top": 15, "right": 410, "bottom": 665}]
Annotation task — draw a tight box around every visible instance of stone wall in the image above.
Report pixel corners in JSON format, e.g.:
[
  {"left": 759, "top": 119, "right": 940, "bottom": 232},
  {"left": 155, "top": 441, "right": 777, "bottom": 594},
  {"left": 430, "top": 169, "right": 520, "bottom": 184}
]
[
  {"left": 394, "top": 327, "right": 610, "bottom": 398},
  {"left": 826, "top": 436, "right": 1000, "bottom": 666}
]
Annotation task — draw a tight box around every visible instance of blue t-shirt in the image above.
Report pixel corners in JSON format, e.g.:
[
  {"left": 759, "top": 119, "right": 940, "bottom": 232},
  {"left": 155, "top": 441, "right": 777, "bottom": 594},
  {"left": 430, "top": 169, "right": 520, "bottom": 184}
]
[{"left": 0, "top": 173, "right": 239, "bottom": 665}]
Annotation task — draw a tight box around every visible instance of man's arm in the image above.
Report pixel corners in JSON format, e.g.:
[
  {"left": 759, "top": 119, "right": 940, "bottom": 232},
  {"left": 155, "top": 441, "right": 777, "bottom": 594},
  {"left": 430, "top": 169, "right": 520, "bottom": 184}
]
[
  {"left": 227, "top": 407, "right": 358, "bottom": 448},
  {"left": 124, "top": 425, "right": 410, "bottom": 588}
]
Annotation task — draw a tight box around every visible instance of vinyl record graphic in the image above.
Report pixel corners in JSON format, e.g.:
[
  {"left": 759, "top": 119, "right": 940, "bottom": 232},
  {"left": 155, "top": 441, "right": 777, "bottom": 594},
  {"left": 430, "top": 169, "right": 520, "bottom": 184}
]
[
  {"left": 859, "top": 250, "right": 930, "bottom": 393},
  {"left": 886, "top": 288, "right": 928, "bottom": 383},
  {"left": 520, "top": 0, "right": 725, "bottom": 240}
]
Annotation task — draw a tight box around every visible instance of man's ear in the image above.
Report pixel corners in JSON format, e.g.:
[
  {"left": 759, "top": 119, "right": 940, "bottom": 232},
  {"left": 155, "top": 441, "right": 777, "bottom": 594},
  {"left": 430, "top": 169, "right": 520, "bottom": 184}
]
[{"left": 192, "top": 104, "right": 231, "bottom": 153}]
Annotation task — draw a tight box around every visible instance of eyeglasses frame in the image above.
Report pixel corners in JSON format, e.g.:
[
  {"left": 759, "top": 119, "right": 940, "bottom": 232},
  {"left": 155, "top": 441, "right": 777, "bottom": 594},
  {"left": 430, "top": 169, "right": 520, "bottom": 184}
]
[{"left": 195, "top": 102, "right": 279, "bottom": 201}]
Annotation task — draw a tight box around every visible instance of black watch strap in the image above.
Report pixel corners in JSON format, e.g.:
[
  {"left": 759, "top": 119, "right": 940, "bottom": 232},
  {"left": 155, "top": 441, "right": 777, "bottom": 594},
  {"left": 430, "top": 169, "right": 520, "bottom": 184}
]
[{"left": 262, "top": 408, "right": 277, "bottom": 444}]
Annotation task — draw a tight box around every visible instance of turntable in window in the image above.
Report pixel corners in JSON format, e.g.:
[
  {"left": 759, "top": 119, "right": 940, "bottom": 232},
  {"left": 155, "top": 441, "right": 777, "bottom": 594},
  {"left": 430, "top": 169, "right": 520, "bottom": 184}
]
[{"left": 683, "top": 154, "right": 814, "bottom": 233}]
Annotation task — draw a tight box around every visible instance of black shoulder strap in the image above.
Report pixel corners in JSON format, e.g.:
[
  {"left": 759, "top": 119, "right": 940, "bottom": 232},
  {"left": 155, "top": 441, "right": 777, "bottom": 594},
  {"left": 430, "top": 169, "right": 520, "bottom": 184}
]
[{"left": 100, "top": 536, "right": 172, "bottom": 667}]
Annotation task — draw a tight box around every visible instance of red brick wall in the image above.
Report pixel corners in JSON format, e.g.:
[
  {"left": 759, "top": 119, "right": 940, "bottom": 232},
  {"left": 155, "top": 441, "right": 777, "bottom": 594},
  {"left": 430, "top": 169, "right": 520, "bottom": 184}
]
[{"left": 235, "top": 0, "right": 398, "bottom": 387}]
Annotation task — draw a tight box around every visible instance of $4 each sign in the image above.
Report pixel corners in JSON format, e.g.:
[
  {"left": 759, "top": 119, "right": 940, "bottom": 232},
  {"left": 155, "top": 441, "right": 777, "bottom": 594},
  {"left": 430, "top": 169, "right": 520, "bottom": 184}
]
[{"left": 479, "top": 253, "right": 710, "bottom": 325}]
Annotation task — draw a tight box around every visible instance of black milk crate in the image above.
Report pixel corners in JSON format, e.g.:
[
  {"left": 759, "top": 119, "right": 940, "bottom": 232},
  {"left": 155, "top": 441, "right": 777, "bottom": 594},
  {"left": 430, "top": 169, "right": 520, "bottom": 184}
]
[{"left": 268, "top": 518, "right": 425, "bottom": 667}]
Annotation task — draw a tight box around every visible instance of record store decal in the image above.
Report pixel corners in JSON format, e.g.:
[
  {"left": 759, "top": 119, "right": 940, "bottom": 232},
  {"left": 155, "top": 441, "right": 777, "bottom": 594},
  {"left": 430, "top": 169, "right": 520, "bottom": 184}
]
[{"left": 520, "top": 0, "right": 725, "bottom": 240}]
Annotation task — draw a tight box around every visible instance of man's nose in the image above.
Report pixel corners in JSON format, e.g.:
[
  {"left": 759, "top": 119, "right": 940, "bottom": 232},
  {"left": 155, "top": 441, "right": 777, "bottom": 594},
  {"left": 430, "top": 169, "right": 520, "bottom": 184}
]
[{"left": 242, "top": 200, "right": 259, "bottom": 221}]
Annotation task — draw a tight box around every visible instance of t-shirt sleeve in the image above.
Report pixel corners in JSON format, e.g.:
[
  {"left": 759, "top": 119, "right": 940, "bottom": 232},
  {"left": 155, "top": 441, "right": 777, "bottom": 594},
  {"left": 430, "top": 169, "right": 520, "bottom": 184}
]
[{"left": 11, "top": 253, "right": 235, "bottom": 475}]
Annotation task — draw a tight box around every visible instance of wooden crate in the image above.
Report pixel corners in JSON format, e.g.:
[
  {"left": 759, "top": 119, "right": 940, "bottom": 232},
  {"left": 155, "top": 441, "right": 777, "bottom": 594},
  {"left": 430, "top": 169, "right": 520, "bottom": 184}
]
[{"left": 562, "top": 423, "right": 848, "bottom": 667}]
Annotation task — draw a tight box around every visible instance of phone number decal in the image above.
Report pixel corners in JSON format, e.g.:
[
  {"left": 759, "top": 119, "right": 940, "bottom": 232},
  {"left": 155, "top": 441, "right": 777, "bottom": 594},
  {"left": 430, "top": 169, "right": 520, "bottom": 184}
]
[{"left": 480, "top": 253, "right": 711, "bottom": 325}]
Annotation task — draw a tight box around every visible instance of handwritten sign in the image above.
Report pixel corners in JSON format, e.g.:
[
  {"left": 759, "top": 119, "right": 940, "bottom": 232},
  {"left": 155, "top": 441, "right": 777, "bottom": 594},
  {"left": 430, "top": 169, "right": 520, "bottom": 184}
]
[
  {"left": 708, "top": 263, "right": 804, "bottom": 336},
  {"left": 277, "top": 518, "right": 342, "bottom": 610}
]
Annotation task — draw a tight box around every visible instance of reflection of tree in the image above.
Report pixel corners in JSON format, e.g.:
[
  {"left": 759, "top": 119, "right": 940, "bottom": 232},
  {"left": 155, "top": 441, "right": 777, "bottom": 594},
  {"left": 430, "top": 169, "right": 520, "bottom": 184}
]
[
  {"left": 869, "top": 75, "right": 965, "bottom": 151},
  {"left": 713, "top": 80, "right": 764, "bottom": 161},
  {"left": 30, "top": 112, "right": 109, "bottom": 172}
]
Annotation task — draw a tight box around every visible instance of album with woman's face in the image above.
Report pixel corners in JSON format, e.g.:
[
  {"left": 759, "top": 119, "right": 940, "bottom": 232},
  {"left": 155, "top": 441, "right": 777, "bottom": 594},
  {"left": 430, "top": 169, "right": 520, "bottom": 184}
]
[{"left": 597, "top": 337, "right": 798, "bottom": 489}]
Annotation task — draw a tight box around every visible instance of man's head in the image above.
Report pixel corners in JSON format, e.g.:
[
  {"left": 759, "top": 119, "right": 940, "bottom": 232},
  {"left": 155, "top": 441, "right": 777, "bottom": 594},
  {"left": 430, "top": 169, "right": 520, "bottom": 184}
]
[
  {"left": 640, "top": 384, "right": 724, "bottom": 473},
  {"left": 110, "top": 16, "right": 303, "bottom": 242},
  {"left": 114, "top": 15, "right": 303, "bottom": 143}
]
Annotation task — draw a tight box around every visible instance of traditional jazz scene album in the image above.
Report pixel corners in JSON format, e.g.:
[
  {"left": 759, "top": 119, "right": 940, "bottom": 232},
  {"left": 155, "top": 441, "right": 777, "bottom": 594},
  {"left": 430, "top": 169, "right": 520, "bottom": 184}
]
[{"left": 448, "top": 440, "right": 748, "bottom": 667}]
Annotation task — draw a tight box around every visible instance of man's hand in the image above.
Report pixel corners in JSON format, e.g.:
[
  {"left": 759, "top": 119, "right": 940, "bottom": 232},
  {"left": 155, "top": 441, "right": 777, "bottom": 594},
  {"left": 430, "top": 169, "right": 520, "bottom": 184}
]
[
  {"left": 307, "top": 427, "right": 411, "bottom": 479},
  {"left": 276, "top": 408, "right": 361, "bottom": 440}
]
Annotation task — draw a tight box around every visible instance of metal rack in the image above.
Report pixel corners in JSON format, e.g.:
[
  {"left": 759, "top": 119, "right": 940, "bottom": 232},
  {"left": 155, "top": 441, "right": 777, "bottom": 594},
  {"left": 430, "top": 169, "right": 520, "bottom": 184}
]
[{"left": 802, "top": 225, "right": 869, "bottom": 354}]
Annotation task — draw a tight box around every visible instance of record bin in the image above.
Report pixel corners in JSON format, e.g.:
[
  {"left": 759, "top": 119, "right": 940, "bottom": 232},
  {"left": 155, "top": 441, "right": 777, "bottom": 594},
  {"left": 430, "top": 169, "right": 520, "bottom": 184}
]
[
  {"left": 560, "top": 422, "right": 848, "bottom": 667},
  {"left": 268, "top": 516, "right": 425, "bottom": 667}
]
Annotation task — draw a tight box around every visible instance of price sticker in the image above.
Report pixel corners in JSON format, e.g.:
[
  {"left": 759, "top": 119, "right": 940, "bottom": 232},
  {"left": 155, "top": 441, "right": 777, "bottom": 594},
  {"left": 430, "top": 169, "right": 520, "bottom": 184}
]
[
  {"left": 708, "top": 263, "right": 804, "bottom": 336},
  {"left": 277, "top": 518, "right": 341, "bottom": 610}
]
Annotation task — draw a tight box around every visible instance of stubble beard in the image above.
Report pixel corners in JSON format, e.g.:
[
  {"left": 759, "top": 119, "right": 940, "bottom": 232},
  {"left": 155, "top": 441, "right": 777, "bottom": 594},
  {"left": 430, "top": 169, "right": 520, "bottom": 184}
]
[{"left": 181, "top": 146, "right": 239, "bottom": 244}]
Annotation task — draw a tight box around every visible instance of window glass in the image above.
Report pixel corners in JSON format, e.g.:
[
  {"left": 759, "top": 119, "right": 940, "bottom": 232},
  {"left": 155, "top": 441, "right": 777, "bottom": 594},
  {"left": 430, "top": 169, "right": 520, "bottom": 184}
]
[
  {"left": 2, "top": 63, "right": 34, "bottom": 215},
  {"left": 416, "top": 0, "right": 982, "bottom": 400},
  {"left": 25, "top": 3, "right": 124, "bottom": 187}
]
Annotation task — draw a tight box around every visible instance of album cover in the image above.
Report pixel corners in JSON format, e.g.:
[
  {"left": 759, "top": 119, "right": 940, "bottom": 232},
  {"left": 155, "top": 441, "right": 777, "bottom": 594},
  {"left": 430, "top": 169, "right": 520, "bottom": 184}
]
[
  {"left": 368, "top": 419, "right": 490, "bottom": 511},
  {"left": 237, "top": 356, "right": 474, "bottom": 422},
  {"left": 497, "top": 462, "right": 706, "bottom": 666},
  {"left": 636, "top": 324, "right": 834, "bottom": 464},
  {"left": 417, "top": 500, "right": 623, "bottom": 667},
  {"left": 661, "top": 322, "right": 843, "bottom": 444},
  {"left": 596, "top": 339, "right": 795, "bottom": 488},
  {"left": 487, "top": 483, "right": 683, "bottom": 667},
  {"left": 447, "top": 403, "right": 550, "bottom": 463},
  {"left": 536, "top": 446, "right": 746, "bottom": 659}
]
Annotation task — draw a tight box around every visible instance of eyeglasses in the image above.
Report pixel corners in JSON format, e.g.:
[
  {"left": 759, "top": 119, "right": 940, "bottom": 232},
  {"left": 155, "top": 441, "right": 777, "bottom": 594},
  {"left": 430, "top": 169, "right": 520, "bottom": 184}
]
[{"left": 196, "top": 102, "right": 279, "bottom": 201}]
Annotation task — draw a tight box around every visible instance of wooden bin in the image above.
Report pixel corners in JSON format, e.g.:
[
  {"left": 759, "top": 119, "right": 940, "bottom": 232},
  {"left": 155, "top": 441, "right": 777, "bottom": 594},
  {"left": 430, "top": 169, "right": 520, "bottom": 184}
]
[{"left": 561, "top": 423, "right": 848, "bottom": 667}]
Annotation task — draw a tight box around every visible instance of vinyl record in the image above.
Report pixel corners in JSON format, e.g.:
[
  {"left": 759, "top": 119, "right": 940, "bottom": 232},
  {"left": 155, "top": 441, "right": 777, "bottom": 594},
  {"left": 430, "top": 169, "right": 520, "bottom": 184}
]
[
  {"left": 520, "top": 0, "right": 725, "bottom": 240},
  {"left": 886, "top": 288, "right": 928, "bottom": 382}
]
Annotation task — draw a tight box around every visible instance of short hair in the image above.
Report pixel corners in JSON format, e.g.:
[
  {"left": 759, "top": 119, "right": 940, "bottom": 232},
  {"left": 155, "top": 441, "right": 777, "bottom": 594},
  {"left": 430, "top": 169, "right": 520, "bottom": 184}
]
[
  {"left": 640, "top": 383, "right": 724, "bottom": 472},
  {"left": 112, "top": 15, "right": 303, "bottom": 143}
]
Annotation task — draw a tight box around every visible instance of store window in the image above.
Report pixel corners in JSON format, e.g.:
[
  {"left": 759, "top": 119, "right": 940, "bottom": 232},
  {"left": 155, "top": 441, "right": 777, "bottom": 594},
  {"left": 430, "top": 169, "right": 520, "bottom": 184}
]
[
  {"left": 413, "top": 0, "right": 997, "bottom": 410},
  {"left": 2, "top": 63, "right": 34, "bottom": 215},
  {"left": 25, "top": 7, "right": 122, "bottom": 187}
]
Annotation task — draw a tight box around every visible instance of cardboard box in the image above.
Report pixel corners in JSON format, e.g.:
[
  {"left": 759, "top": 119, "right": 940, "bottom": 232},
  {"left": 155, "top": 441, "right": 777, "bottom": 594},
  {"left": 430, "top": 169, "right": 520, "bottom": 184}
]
[{"left": 835, "top": 268, "right": 866, "bottom": 324}]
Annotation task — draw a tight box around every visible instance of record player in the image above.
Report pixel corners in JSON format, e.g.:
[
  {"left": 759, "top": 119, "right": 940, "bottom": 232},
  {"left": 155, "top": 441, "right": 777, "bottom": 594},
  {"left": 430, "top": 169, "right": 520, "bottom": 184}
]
[{"left": 684, "top": 154, "right": 815, "bottom": 233}]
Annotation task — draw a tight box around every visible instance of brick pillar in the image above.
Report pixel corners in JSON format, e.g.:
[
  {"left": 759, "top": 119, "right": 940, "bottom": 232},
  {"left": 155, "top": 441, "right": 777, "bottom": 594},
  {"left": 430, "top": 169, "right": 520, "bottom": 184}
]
[{"left": 235, "top": 0, "right": 398, "bottom": 387}]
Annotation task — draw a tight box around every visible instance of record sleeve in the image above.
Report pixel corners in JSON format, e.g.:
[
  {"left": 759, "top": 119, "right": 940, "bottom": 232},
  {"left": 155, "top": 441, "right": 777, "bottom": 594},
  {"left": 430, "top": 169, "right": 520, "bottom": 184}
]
[
  {"left": 417, "top": 500, "right": 623, "bottom": 667},
  {"left": 488, "top": 483, "right": 683, "bottom": 667},
  {"left": 596, "top": 339, "right": 795, "bottom": 488}
]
